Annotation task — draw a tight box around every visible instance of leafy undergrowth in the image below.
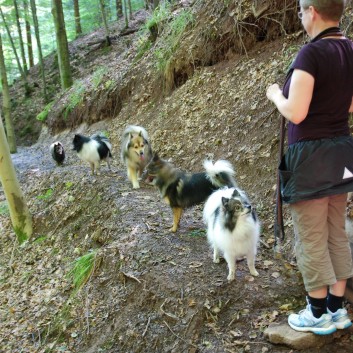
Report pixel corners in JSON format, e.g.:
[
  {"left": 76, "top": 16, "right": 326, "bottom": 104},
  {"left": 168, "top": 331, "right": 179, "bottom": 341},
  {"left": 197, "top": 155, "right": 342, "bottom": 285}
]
[{"left": 1, "top": 138, "right": 352, "bottom": 353}]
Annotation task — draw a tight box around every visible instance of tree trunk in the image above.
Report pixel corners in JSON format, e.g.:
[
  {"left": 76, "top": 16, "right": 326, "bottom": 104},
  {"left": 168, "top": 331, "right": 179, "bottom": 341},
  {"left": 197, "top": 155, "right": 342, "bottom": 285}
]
[
  {"left": 153, "top": 0, "right": 160, "bottom": 9},
  {"left": 0, "top": 33, "right": 17, "bottom": 153},
  {"left": 0, "top": 6, "right": 30, "bottom": 96},
  {"left": 123, "top": 0, "right": 128, "bottom": 28},
  {"left": 51, "top": 0, "right": 73, "bottom": 89},
  {"left": 116, "top": 0, "right": 122, "bottom": 19},
  {"left": 23, "top": 0, "right": 34, "bottom": 68},
  {"left": 128, "top": 0, "right": 132, "bottom": 19},
  {"left": 13, "top": 0, "right": 28, "bottom": 75},
  {"left": 30, "top": 0, "right": 48, "bottom": 101},
  {"left": 99, "top": 0, "right": 111, "bottom": 46},
  {"left": 0, "top": 113, "right": 33, "bottom": 243},
  {"left": 73, "top": 0, "right": 82, "bottom": 37}
]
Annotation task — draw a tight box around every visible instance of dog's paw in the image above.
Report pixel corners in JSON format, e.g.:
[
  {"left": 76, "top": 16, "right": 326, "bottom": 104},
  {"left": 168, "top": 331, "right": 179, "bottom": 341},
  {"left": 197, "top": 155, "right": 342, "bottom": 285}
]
[
  {"left": 169, "top": 226, "right": 177, "bottom": 233},
  {"left": 250, "top": 269, "right": 259, "bottom": 277},
  {"left": 227, "top": 269, "right": 235, "bottom": 281},
  {"left": 213, "top": 257, "right": 220, "bottom": 264}
]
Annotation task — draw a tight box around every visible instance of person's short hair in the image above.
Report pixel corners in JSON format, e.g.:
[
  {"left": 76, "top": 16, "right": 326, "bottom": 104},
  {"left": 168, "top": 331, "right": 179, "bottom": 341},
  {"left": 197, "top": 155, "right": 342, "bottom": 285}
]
[{"left": 300, "top": 0, "right": 345, "bottom": 21}]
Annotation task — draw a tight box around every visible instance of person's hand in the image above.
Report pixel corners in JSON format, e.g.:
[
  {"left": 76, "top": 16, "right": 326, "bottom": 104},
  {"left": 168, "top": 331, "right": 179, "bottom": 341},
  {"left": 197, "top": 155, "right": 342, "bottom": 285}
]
[{"left": 266, "top": 83, "right": 282, "bottom": 102}]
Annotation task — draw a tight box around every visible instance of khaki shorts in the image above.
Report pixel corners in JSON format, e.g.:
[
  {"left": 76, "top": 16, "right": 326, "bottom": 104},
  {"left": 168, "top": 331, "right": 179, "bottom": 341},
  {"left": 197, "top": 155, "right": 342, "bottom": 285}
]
[{"left": 290, "top": 193, "right": 353, "bottom": 292}]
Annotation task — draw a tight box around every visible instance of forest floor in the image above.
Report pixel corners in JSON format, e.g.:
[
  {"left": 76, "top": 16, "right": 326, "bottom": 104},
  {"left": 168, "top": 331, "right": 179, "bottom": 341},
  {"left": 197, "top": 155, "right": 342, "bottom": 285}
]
[{"left": 1, "top": 2, "right": 353, "bottom": 353}]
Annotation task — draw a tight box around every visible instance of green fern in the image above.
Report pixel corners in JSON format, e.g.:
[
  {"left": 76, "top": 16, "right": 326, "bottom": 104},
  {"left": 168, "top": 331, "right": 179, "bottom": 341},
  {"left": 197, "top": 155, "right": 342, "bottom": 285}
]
[
  {"left": 155, "top": 8, "right": 194, "bottom": 73},
  {"left": 36, "top": 101, "right": 55, "bottom": 122},
  {"left": 67, "top": 251, "right": 97, "bottom": 291},
  {"left": 64, "top": 82, "right": 86, "bottom": 119}
]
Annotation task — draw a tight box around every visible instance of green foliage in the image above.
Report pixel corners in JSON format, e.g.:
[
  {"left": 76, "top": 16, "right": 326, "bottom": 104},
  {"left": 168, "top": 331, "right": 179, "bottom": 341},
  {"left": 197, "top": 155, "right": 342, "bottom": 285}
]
[
  {"left": 135, "top": 38, "right": 153, "bottom": 61},
  {"left": 92, "top": 67, "right": 108, "bottom": 89},
  {"left": 0, "top": 201, "right": 9, "bottom": 216},
  {"left": 65, "top": 181, "right": 74, "bottom": 189},
  {"left": 67, "top": 250, "right": 97, "bottom": 292},
  {"left": 33, "top": 235, "right": 48, "bottom": 244},
  {"left": 36, "top": 101, "right": 55, "bottom": 122},
  {"left": 104, "top": 79, "right": 115, "bottom": 90},
  {"left": 154, "top": 8, "right": 194, "bottom": 73},
  {"left": 64, "top": 82, "right": 86, "bottom": 119},
  {"left": 145, "top": 1, "right": 172, "bottom": 32},
  {"left": 135, "top": 2, "right": 172, "bottom": 61},
  {"left": 37, "top": 188, "right": 53, "bottom": 200},
  {"left": 188, "top": 229, "right": 206, "bottom": 237}
]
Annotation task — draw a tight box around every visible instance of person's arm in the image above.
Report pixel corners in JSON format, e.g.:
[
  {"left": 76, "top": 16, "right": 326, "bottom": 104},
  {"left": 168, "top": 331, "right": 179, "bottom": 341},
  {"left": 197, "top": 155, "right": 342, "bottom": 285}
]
[
  {"left": 266, "top": 69, "right": 314, "bottom": 124},
  {"left": 349, "top": 96, "right": 353, "bottom": 113}
]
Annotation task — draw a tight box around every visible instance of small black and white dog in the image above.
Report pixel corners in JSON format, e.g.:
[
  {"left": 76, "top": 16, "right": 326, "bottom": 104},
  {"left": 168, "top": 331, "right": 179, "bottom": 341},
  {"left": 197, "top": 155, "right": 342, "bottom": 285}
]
[
  {"left": 72, "top": 133, "right": 112, "bottom": 175},
  {"left": 50, "top": 141, "right": 65, "bottom": 166},
  {"left": 203, "top": 187, "right": 260, "bottom": 281}
]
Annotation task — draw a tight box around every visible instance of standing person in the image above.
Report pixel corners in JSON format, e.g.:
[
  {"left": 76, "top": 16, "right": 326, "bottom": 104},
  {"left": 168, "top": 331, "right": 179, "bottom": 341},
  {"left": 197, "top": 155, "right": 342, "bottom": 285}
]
[{"left": 266, "top": 0, "right": 353, "bottom": 335}]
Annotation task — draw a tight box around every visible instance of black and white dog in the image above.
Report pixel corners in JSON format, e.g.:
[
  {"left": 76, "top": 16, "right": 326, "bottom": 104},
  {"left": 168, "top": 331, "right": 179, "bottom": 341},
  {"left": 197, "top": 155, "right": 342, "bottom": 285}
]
[
  {"left": 203, "top": 187, "right": 260, "bottom": 281},
  {"left": 50, "top": 141, "right": 65, "bottom": 166},
  {"left": 73, "top": 133, "right": 112, "bottom": 175}
]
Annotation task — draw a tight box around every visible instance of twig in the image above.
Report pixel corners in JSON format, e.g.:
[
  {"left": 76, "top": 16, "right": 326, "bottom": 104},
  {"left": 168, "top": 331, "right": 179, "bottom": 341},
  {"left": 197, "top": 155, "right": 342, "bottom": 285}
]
[
  {"left": 183, "top": 310, "right": 199, "bottom": 336},
  {"left": 142, "top": 317, "right": 151, "bottom": 337},
  {"left": 258, "top": 107, "right": 277, "bottom": 128},
  {"left": 160, "top": 299, "right": 179, "bottom": 320},
  {"left": 259, "top": 238, "right": 271, "bottom": 249},
  {"left": 163, "top": 320, "right": 198, "bottom": 349},
  {"left": 121, "top": 271, "right": 142, "bottom": 283}
]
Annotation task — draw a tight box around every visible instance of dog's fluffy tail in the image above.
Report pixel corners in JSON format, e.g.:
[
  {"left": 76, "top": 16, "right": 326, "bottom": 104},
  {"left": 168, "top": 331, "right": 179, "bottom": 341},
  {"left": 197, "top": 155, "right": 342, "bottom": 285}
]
[
  {"left": 203, "top": 159, "right": 237, "bottom": 187},
  {"left": 122, "top": 125, "right": 149, "bottom": 141},
  {"left": 91, "top": 133, "right": 112, "bottom": 157}
]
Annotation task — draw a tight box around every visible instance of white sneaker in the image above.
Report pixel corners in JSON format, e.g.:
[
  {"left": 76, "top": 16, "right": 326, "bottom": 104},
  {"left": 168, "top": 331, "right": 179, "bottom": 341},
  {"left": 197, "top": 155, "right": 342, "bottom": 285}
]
[
  {"left": 288, "top": 304, "right": 336, "bottom": 335},
  {"left": 327, "top": 308, "right": 352, "bottom": 330}
]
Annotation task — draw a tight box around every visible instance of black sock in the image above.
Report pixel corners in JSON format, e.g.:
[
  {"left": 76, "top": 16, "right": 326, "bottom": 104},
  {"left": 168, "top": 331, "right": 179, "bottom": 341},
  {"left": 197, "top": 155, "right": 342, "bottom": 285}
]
[
  {"left": 327, "top": 293, "right": 344, "bottom": 313},
  {"left": 308, "top": 295, "right": 327, "bottom": 318}
]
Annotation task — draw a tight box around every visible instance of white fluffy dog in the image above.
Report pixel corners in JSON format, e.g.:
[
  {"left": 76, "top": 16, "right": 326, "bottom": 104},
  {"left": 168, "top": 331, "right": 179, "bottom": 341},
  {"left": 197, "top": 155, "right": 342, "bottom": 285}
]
[{"left": 203, "top": 187, "right": 260, "bottom": 281}]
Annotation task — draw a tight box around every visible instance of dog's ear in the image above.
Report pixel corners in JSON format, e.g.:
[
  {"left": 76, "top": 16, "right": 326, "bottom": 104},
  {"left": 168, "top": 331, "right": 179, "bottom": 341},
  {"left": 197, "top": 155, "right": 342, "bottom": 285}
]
[
  {"left": 153, "top": 152, "right": 159, "bottom": 161},
  {"left": 221, "top": 197, "right": 229, "bottom": 208}
]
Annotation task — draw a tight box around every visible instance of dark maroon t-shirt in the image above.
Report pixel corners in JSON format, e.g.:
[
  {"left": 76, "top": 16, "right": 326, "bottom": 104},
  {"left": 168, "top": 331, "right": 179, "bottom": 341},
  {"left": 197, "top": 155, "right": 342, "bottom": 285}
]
[{"left": 283, "top": 38, "right": 353, "bottom": 145}]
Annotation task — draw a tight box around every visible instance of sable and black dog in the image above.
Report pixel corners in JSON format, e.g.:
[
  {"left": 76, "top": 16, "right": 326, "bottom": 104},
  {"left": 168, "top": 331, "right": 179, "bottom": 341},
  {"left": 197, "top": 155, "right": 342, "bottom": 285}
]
[
  {"left": 73, "top": 132, "right": 112, "bottom": 175},
  {"left": 50, "top": 141, "right": 65, "bottom": 166},
  {"left": 120, "top": 125, "right": 152, "bottom": 189},
  {"left": 144, "top": 153, "right": 237, "bottom": 232}
]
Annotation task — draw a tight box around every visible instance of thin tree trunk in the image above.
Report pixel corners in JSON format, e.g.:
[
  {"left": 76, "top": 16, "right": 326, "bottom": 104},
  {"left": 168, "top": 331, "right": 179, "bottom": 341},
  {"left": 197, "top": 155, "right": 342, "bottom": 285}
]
[
  {"left": 51, "top": 0, "right": 73, "bottom": 89},
  {"left": 0, "top": 113, "right": 33, "bottom": 243},
  {"left": 116, "top": 0, "right": 122, "bottom": 19},
  {"left": 73, "top": 0, "right": 82, "bottom": 37},
  {"left": 123, "top": 0, "right": 128, "bottom": 28},
  {"left": 30, "top": 0, "right": 48, "bottom": 101},
  {"left": 0, "top": 34, "right": 17, "bottom": 153},
  {"left": 99, "top": 0, "right": 111, "bottom": 46},
  {"left": 0, "top": 6, "right": 30, "bottom": 96},
  {"left": 128, "top": 0, "right": 132, "bottom": 19},
  {"left": 23, "top": 0, "right": 34, "bottom": 68},
  {"left": 153, "top": 0, "right": 160, "bottom": 9},
  {"left": 13, "top": 0, "right": 28, "bottom": 75}
]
